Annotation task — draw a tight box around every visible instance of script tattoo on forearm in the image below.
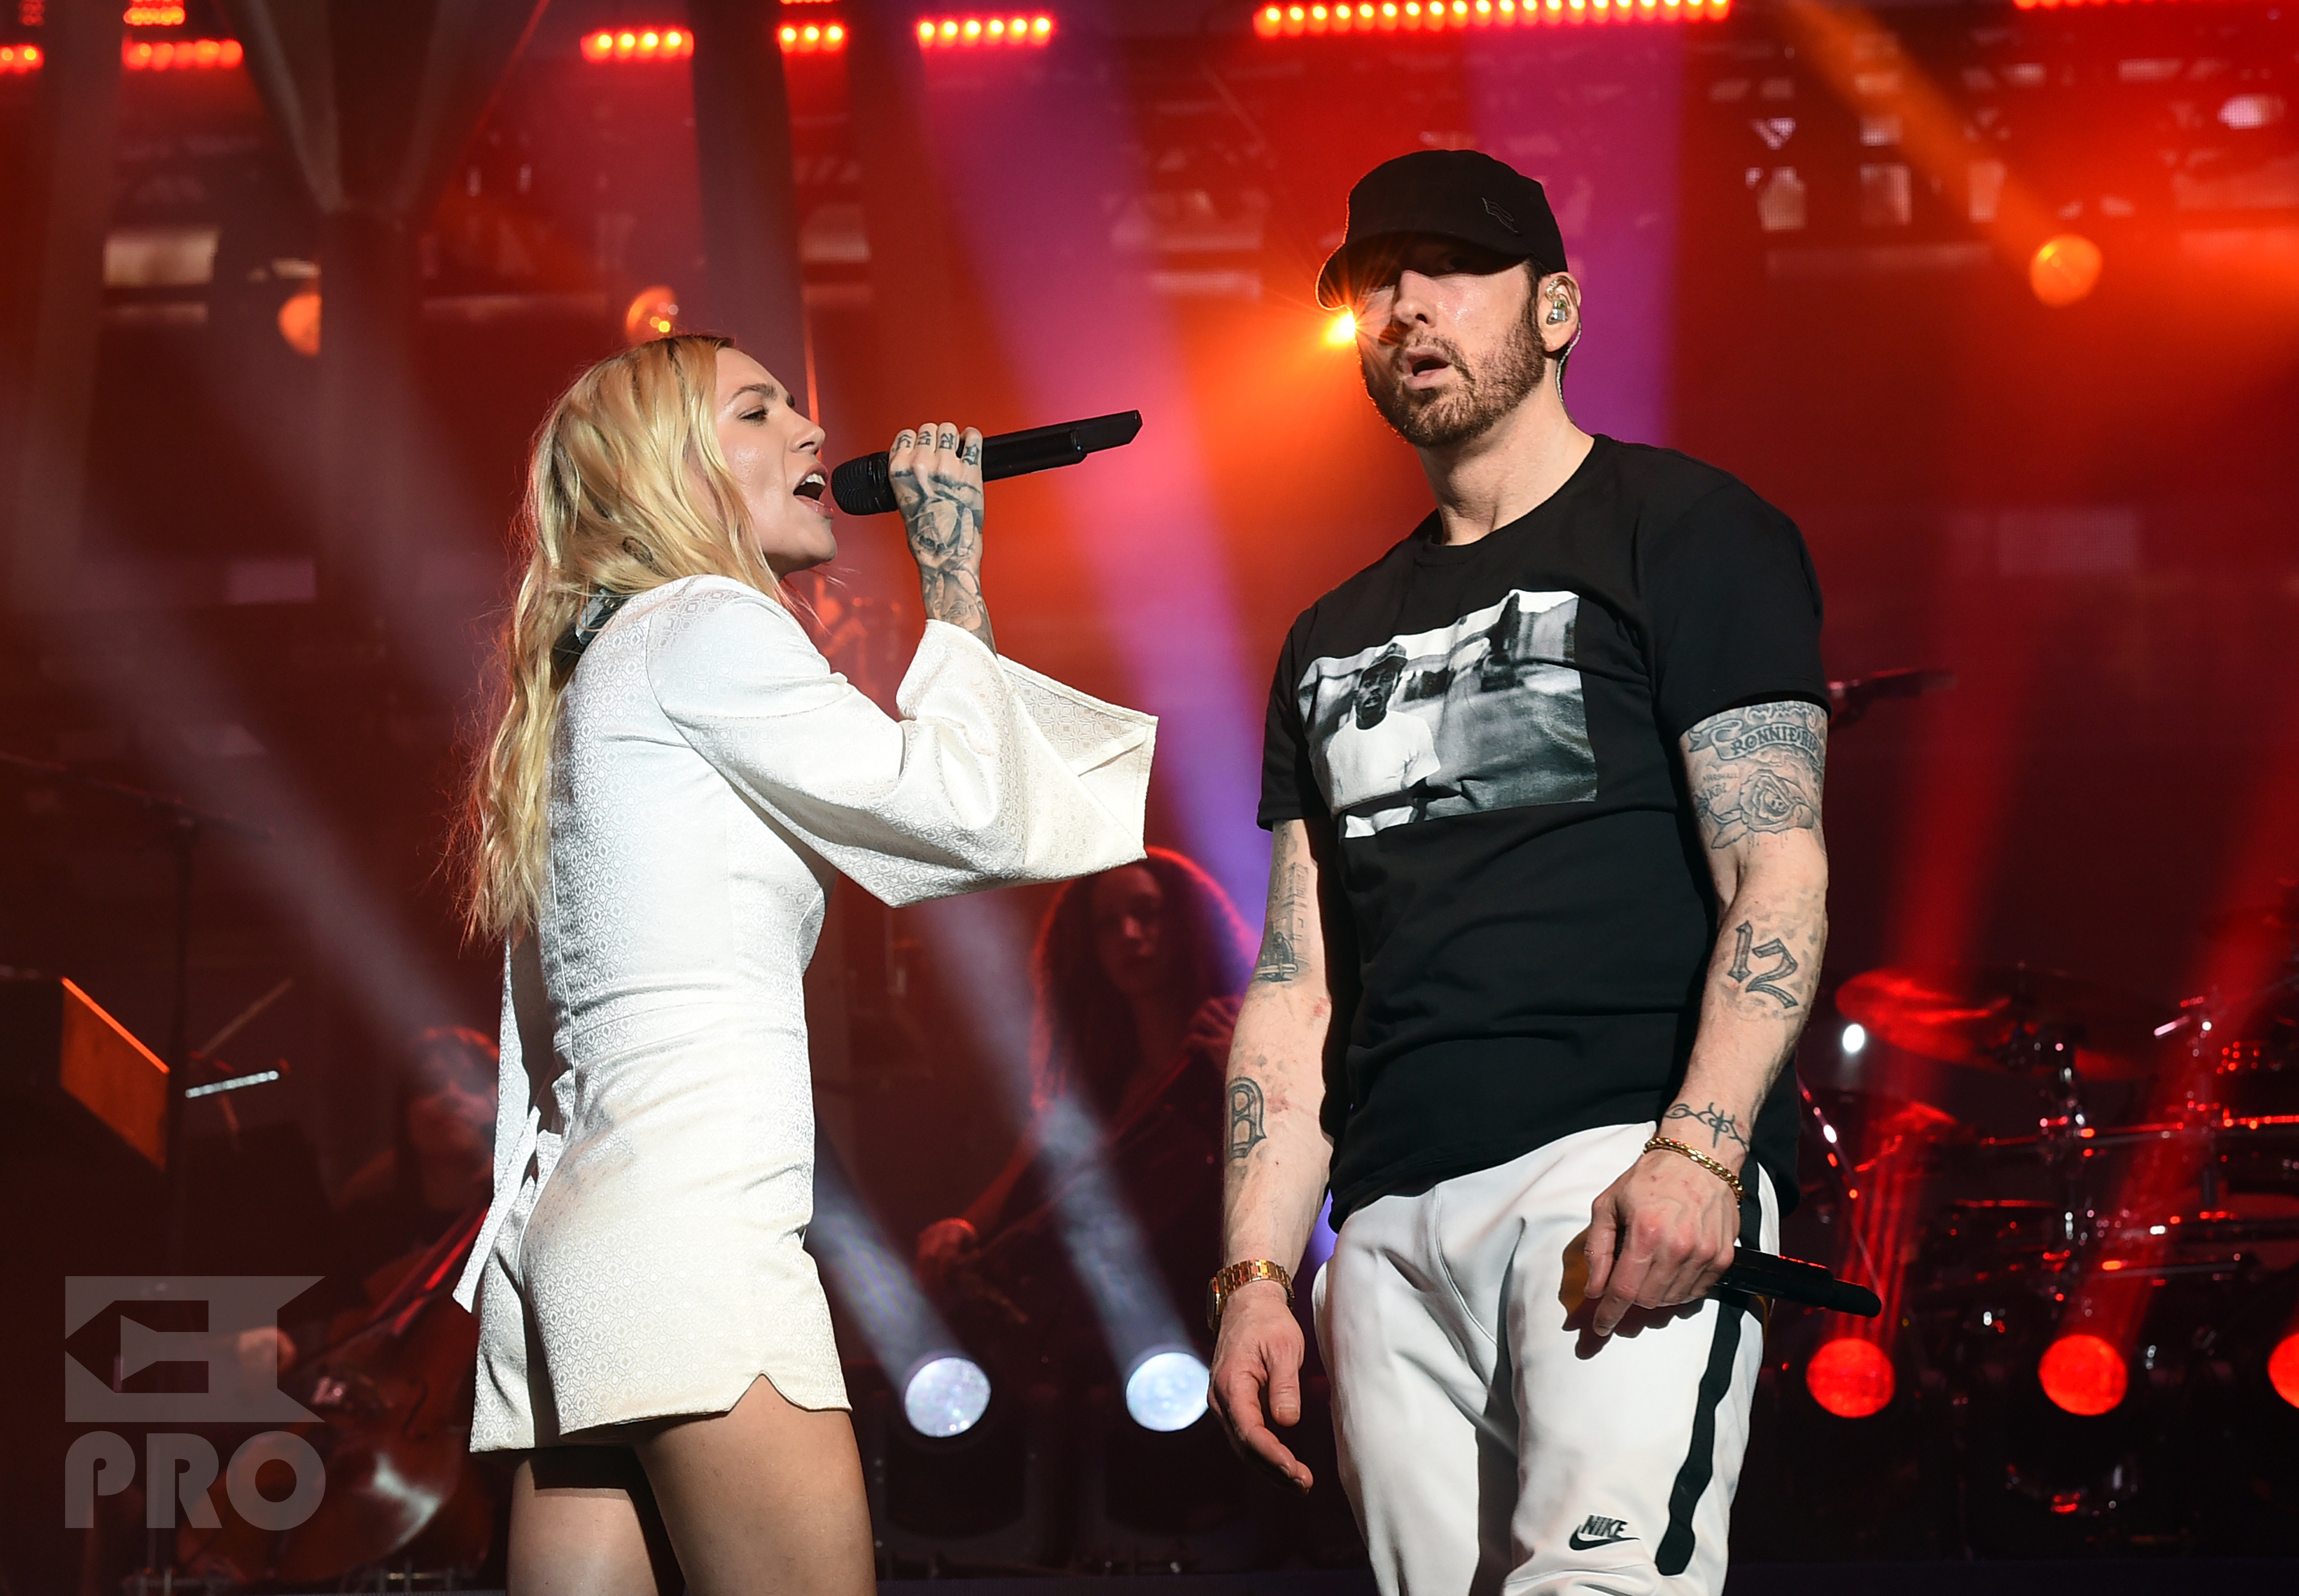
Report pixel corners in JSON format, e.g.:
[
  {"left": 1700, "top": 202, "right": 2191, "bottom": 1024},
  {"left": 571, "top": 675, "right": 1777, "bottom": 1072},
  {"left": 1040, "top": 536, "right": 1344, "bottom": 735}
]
[
  {"left": 1683, "top": 700, "right": 1827, "bottom": 851},
  {"left": 1228, "top": 1077, "right": 1268, "bottom": 1161},
  {"left": 1727, "top": 920, "right": 1802, "bottom": 1008},
  {"left": 1253, "top": 826, "right": 1312, "bottom": 985},
  {"left": 1664, "top": 1100, "right": 1751, "bottom": 1156}
]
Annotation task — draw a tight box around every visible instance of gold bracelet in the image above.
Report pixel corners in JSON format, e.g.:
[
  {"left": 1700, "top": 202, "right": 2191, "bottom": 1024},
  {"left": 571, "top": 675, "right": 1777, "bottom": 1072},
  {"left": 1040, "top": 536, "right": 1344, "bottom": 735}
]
[
  {"left": 1643, "top": 1135, "right": 1748, "bottom": 1203},
  {"left": 1206, "top": 1258, "right": 1294, "bottom": 1331}
]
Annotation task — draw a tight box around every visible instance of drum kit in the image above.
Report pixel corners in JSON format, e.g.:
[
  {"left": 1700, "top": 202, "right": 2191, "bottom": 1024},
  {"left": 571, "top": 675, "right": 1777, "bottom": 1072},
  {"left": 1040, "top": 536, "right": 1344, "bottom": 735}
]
[{"left": 1800, "top": 888, "right": 2299, "bottom": 1545}]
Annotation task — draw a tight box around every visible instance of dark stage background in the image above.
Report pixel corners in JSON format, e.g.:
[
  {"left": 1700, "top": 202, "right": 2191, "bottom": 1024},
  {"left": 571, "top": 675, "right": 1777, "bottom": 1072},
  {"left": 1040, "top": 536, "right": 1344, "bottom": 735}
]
[{"left": 2, "top": 0, "right": 2296, "bottom": 1589}]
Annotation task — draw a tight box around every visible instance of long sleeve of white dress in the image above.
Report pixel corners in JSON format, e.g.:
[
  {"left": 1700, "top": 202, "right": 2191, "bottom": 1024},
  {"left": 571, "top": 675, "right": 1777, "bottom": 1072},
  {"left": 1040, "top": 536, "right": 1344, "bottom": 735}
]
[
  {"left": 453, "top": 575, "right": 1154, "bottom": 1449},
  {"left": 643, "top": 578, "right": 1154, "bottom": 906}
]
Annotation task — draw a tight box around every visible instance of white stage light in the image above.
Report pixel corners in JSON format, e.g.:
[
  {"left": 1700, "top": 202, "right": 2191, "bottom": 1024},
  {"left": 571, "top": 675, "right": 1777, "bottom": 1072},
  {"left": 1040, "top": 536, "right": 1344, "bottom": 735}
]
[
  {"left": 1123, "top": 1348, "right": 1210, "bottom": 1432},
  {"left": 1841, "top": 1022, "right": 1868, "bottom": 1055},
  {"left": 902, "top": 1355, "right": 992, "bottom": 1437}
]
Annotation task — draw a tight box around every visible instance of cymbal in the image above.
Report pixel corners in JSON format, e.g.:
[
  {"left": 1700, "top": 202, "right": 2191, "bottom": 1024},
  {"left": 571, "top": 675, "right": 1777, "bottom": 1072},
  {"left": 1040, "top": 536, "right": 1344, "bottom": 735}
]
[{"left": 1837, "top": 963, "right": 2172, "bottom": 1079}]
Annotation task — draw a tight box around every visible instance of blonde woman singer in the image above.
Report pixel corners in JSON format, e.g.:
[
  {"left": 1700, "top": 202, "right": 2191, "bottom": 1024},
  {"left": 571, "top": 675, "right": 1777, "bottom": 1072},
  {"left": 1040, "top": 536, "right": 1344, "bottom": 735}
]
[{"left": 454, "top": 335, "right": 1154, "bottom": 1596}]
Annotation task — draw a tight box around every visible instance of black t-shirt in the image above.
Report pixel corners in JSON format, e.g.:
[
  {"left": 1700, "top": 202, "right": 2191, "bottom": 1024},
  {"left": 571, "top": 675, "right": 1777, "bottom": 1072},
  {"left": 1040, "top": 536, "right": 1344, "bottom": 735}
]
[{"left": 1258, "top": 436, "right": 1827, "bottom": 1226}]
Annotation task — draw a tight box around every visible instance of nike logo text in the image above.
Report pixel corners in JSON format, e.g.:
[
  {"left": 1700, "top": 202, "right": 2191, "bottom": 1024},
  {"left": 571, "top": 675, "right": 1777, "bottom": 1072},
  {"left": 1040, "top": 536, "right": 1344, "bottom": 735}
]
[{"left": 1567, "top": 1514, "right": 1635, "bottom": 1551}]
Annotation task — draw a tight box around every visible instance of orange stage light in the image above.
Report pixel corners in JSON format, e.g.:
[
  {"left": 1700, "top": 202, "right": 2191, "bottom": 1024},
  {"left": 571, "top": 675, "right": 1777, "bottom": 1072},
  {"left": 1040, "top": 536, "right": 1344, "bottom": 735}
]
[
  {"left": 1805, "top": 1336, "right": 1896, "bottom": 1419},
  {"left": 918, "top": 11, "right": 1054, "bottom": 47},
  {"left": 2271, "top": 1332, "right": 2299, "bottom": 1409},
  {"left": 120, "top": 37, "right": 243, "bottom": 69},
  {"left": 624, "top": 285, "right": 682, "bottom": 345},
  {"left": 2029, "top": 233, "right": 2103, "bottom": 307},
  {"left": 2038, "top": 1333, "right": 2127, "bottom": 1416},
  {"left": 583, "top": 25, "right": 696, "bottom": 62},
  {"left": 123, "top": 2, "right": 185, "bottom": 24},
  {"left": 0, "top": 43, "right": 39, "bottom": 72},
  {"left": 277, "top": 291, "right": 321, "bottom": 359},
  {"left": 1323, "top": 309, "right": 1359, "bottom": 347},
  {"left": 1257, "top": 0, "right": 1717, "bottom": 29}
]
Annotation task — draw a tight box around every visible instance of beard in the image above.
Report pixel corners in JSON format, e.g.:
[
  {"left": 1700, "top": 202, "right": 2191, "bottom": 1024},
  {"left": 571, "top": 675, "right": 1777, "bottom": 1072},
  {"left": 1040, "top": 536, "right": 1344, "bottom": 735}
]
[{"left": 1360, "top": 301, "right": 1546, "bottom": 449}]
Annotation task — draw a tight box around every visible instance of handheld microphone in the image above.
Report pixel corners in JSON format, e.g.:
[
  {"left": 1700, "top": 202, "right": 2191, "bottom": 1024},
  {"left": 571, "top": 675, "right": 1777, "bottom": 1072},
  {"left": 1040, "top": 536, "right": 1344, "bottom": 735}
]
[
  {"left": 1715, "top": 1249, "right": 1882, "bottom": 1316},
  {"left": 830, "top": 411, "right": 1143, "bottom": 516}
]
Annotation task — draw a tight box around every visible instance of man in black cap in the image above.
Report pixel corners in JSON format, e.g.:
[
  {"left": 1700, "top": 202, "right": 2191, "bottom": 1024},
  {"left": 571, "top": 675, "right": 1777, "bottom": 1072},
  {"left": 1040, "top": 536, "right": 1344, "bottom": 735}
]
[{"left": 1204, "top": 150, "right": 1831, "bottom": 1594}]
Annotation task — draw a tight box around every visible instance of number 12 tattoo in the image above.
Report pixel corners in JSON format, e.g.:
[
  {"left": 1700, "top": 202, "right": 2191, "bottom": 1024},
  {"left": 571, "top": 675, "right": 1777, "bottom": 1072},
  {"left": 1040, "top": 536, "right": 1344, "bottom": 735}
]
[{"left": 1728, "top": 921, "right": 1801, "bottom": 1009}]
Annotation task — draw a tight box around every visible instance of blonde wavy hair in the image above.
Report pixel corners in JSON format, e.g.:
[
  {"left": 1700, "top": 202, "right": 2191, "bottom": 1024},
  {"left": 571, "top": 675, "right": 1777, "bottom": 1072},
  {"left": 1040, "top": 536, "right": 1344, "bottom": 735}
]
[{"left": 462, "top": 334, "right": 782, "bottom": 942}]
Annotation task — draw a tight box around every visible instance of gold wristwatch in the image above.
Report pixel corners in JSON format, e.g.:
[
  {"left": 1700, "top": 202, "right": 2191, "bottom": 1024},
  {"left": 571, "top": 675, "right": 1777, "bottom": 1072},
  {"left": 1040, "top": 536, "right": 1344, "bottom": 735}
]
[{"left": 1206, "top": 1258, "right": 1294, "bottom": 1331}]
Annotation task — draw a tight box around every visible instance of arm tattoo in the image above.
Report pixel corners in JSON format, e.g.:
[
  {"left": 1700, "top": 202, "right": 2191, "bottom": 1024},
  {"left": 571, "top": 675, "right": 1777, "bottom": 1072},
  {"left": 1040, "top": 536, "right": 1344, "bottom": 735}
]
[
  {"left": 1726, "top": 920, "right": 1801, "bottom": 1008},
  {"left": 1253, "top": 827, "right": 1312, "bottom": 985},
  {"left": 1664, "top": 1100, "right": 1751, "bottom": 1155},
  {"left": 1682, "top": 700, "right": 1826, "bottom": 851},
  {"left": 890, "top": 465, "right": 994, "bottom": 651},
  {"left": 1228, "top": 1077, "right": 1268, "bottom": 1161}
]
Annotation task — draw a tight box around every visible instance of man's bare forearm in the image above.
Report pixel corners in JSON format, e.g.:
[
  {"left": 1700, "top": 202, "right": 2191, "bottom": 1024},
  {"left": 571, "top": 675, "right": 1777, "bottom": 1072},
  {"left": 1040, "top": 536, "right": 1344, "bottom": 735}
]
[
  {"left": 1669, "top": 701, "right": 1830, "bottom": 1171},
  {"left": 1663, "top": 859, "right": 1827, "bottom": 1170},
  {"left": 1223, "top": 821, "right": 1337, "bottom": 1274}
]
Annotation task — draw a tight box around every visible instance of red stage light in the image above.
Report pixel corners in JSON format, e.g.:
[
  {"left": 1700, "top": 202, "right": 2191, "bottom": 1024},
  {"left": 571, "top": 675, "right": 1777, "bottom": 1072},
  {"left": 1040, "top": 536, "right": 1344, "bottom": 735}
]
[
  {"left": 277, "top": 291, "right": 321, "bottom": 359},
  {"left": 1805, "top": 1336, "right": 1896, "bottom": 1418},
  {"left": 778, "top": 21, "right": 846, "bottom": 51},
  {"left": 2029, "top": 233, "right": 2102, "bottom": 307},
  {"left": 624, "top": 285, "right": 681, "bottom": 345},
  {"left": 917, "top": 12, "right": 1053, "bottom": 47},
  {"left": 1255, "top": 0, "right": 1720, "bottom": 29},
  {"left": 2271, "top": 1332, "right": 2299, "bottom": 1408},
  {"left": 123, "top": 2, "right": 185, "bottom": 23},
  {"left": 2038, "top": 1333, "right": 2127, "bottom": 1415},
  {"left": 120, "top": 37, "right": 242, "bottom": 70},
  {"left": 0, "top": 43, "right": 39, "bottom": 72},
  {"left": 583, "top": 26, "right": 694, "bottom": 63}
]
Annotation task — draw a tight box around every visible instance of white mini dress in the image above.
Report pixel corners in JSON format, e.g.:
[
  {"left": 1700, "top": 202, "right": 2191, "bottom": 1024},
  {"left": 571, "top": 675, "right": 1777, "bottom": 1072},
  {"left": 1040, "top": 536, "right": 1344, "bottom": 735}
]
[{"left": 451, "top": 575, "right": 1154, "bottom": 1451}]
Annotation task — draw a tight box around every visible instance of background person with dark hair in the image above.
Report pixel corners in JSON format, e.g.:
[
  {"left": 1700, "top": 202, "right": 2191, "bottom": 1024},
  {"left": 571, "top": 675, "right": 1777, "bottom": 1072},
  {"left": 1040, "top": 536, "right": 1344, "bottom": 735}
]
[
  {"left": 916, "top": 849, "right": 1255, "bottom": 1355},
  {"left": 334, "top": 1025, "right": 498, "bottom": 1281}
]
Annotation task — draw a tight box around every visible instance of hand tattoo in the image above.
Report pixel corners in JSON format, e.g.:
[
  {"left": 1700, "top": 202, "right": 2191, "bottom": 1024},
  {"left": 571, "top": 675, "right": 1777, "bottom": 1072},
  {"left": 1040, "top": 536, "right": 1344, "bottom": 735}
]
[
  {"left": 890, "top": 458, "right": 993, "bottom": 651},
  {"left": 1682, "top": 700, "right": 1826, "bottom": 851},
  {"left": 1228, "top": 1077, "right": 1268, "bottom": 1161},
  {"left": 1664, "top": 1100, "right": 1750, "bottom": 1155}
]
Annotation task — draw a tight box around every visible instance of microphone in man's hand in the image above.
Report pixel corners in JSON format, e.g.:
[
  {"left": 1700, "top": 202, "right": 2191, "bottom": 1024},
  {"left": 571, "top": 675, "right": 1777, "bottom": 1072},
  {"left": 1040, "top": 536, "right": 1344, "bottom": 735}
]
[
  {"left": 1715, "top": 1249, "right": 1882, "bottom": 1317},
  {"left": 830, "top": 411, "right": 1144, "bottom": 516}
]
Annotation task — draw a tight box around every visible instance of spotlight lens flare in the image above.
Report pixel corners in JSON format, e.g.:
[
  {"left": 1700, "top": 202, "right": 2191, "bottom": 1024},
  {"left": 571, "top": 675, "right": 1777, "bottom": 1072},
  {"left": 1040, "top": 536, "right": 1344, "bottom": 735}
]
[
  {"left": 1805, "top": 1336, "right": 1895, "bottom": 1418},
  {"left": 2038, "top": 1333, "right": 2128, "bottom": 1415},
  {"left": 902, "top": 1355, "right": 992, "bottom": 1437},
  {"left": 1124, "top": 1348, "right": 1210, "bottom": 1432},
  {"left": 2029, "top": 233, "right": 2103, "bottom": 308},
  {"left": 1841, "top": 1021, "right": 1868, "bottom": 1055},
  {"left": 1324, "top": 309, "right": 1358, "bottom": 346},
  {"left": 2268, "top": 1332, "right": 2299, "bottom": 1408}
]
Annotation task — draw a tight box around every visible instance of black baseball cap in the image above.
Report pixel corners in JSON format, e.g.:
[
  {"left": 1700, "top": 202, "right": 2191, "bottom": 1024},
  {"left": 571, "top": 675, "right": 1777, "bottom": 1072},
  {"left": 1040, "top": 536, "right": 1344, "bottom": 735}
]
[{"left": 1315, "top": 149, "right": 1569, "bottom": 309}]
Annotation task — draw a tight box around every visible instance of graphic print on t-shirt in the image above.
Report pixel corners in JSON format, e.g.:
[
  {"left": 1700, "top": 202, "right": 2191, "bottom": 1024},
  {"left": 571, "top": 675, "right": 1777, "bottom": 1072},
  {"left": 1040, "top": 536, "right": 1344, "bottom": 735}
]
[{"left": 1298, "top": 588, "right": 1596, "bottom": 837}]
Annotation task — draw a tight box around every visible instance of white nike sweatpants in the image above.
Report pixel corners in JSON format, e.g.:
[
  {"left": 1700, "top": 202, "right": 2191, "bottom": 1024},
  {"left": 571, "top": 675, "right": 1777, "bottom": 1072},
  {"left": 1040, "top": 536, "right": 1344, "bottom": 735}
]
[{"left": 1313, "top": 1121, "right": 1778, "bottom": 1596}]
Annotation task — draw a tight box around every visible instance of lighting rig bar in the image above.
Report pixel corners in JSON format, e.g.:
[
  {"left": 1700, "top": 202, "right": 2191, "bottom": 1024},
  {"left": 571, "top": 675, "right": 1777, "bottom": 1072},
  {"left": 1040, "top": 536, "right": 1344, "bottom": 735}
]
[
  {"left": 581, "top": 27, "right": 694, "bottom": 62},
  {"left": 1254, "top": 0, "right": 1732, "bottom": 33},
  {"left": 781, "top": 19, "right": 847, "bottom": 51},
  {"left": 917, "top": 14, "right": 1057, "bottom": 47},
  {"left": 122, "top": 37, "right": 242, "bottom": 68}
]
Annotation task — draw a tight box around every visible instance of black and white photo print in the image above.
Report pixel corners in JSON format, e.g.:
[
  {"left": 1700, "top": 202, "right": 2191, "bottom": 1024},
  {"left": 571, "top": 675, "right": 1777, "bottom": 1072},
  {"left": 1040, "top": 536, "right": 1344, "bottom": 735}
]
[{"left": 1297, "top": 589, "right": 1598, "bottom": 837}]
